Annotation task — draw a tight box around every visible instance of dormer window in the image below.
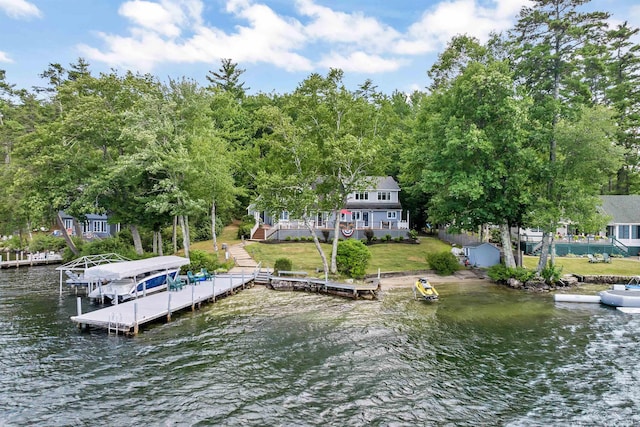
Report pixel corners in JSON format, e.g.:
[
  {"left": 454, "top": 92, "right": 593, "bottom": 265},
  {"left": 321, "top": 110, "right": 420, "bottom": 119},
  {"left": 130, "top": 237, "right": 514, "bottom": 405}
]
[
  {"left": 377, "top": 192, "right": 391, "bottom": 201},
  {"left": 355, "top": 192, "right": 368, "bottom": 200}
]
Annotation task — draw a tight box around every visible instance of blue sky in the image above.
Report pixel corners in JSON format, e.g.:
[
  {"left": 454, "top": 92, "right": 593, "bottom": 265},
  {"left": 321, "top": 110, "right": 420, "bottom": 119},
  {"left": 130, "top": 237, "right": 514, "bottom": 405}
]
[{"left": 1, "top": 0, "right": 638, "bottom": 95}]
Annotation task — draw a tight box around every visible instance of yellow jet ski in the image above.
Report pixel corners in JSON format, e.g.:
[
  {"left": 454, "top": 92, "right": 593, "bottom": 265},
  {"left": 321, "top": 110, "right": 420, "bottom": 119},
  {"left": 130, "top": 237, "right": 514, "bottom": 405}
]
[{"left": 414, "top": 278, "right": 439, "bottom": 301}]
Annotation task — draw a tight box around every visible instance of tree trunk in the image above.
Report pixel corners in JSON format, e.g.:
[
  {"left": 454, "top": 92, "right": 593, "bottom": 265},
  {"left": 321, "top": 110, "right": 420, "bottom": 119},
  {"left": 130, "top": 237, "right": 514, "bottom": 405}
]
[
  {"left": 73, "top": 218, "right": 83, "bottom": 240},
  {"left": 304, "top": 217, "right": 329, "bottom": 276},
  {"left": 500, "top": 223, "right": 516, "bottom": 268},
  {"left": 173, "top": 215, "right": 178, "bottom": 254},
  {"left": 130, "top": 224, "right": 144, "bottom": 255},
  {"left": 157, "top": 231, "right": 164, "bottom": 256},
  {"left": 536, "top": 231, "right": 552, "bottom": 273},
  {"left": 56, "top": 212, "right": 79, "bottom": 256},
  {"left": 211, "top": 199, "right": 218, "bottom": 252},
  {"left": 331, "top": 210, "right": 340, "bottom": 274},
  {"left": 179, "top": 215, "right": 190, "bottom": 258},
  {"left": 152, "top": 231, "right": 158, "bottom": 254}
]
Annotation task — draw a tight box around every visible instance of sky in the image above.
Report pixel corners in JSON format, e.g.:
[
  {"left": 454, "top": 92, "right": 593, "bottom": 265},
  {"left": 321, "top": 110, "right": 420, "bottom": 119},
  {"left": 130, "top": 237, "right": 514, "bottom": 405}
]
[{"left": 1, "top": 0, "right": 639, "bottom": 95}]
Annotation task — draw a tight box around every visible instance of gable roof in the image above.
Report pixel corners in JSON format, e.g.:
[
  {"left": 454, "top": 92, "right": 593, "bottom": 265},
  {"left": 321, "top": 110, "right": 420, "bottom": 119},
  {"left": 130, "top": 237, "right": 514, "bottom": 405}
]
[
  {"left": 599, "top": 195, "right": 640, "bottom": 224},
  {"left": 369, "top": 176, "right": 400, "bottom": 191}
]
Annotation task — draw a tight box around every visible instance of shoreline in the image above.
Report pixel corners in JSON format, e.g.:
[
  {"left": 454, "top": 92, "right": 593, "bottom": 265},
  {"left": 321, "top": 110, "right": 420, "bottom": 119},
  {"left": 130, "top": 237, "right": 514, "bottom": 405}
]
[{"left": 378, "top": 269, "right": 489, "bottom": 290}]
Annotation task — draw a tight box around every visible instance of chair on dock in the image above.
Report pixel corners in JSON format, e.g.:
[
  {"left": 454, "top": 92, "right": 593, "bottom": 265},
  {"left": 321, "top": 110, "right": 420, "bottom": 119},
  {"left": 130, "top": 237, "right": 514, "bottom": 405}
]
[
  {"left": 167, "top": 276, "right": 185, "bottom": 291},
  {"left": 187, "top": 271, "right": 206, "bottom": 284},
  {"left": 200, "top": 268, "right": 213, "bottom": 279}
]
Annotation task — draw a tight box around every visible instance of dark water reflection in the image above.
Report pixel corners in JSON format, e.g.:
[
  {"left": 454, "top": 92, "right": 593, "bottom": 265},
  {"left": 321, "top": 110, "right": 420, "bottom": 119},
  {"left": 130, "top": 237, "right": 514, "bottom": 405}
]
[{"left": 1, "top": 267, "right": 639, "bottom": 426}]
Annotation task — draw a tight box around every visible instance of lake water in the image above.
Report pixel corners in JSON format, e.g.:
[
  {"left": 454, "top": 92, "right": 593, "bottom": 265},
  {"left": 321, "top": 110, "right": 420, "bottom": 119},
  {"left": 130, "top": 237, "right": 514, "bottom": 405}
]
[{"left": 1, "top": 266, "right": 639, "bottom": 426}]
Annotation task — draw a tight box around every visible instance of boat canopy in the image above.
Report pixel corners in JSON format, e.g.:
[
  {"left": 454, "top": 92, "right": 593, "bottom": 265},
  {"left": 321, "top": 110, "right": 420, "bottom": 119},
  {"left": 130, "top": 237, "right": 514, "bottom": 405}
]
[
  {"left": 55, "top": 253, "right": 131, "bottom": 272},
  {"left": 83, "top": 256, "right": 190, "bottom": 280}
]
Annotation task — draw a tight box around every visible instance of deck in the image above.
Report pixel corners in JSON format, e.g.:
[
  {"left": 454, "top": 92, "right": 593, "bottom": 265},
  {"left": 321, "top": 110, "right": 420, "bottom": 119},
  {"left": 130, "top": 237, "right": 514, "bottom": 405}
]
[
  {"left": 71, "top": 273, "right": 255, "bottom": 335},
  {"left": 268, "top": 276, "right": 380, "bottom": 299}
]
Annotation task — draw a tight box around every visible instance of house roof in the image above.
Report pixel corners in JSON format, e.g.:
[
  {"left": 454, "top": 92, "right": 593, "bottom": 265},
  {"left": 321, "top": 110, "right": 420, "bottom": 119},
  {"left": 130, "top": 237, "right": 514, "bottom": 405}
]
[
  {"left": 368, "top": 176, "right": 400, "bottom": 191},
  {"left": 463, "top": 242, "right": 500, "bottom": 252},
  {"left": 599, "top": 195, "right": 640, "bottom": 224}
]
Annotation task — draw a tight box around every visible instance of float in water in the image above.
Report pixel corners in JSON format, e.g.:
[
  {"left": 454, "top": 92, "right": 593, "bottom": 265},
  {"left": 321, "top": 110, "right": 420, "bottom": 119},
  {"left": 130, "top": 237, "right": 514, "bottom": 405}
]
[
  {"left": 414, "top": 278, "right": 439, "bottom": 301},
  {"left": 554, "top": 277, "right": 640, "bottom": 310}
]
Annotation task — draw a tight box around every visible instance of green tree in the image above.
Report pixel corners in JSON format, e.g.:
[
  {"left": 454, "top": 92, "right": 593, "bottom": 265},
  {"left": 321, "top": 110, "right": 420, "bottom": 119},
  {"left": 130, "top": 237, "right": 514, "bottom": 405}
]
[{"left": 510, "top": 0, "right": 611, "bottom": 271}]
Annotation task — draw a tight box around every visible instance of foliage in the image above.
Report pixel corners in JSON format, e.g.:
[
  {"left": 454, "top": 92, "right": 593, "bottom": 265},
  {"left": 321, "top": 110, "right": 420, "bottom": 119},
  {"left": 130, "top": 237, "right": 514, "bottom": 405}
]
[
  {"left": 78, "top": 237, "right": 138, "bottom": 259},
  {"left": 487, "top": 264, "right": 535, "bottom": 283},
  {"left": 541, "top": 262, "right": 563, "bottom": 285},
  {"left": 274, "top": 257, "right": 293, "bottom": 274},
  {"left": 236, "top": 216, "right": 255, "bottom": 239},
  {"left": 186, "top": 249, "right": 221, "bottom": 273},
  {"left": 28, "top": 234, "right": 67, "bottom": 252},
  {"left": 336, "top": 239, "right": 371, "bottom": 278},
  {"left": 364, "top": 228, "right": 375, "bottom": 243},
  {"left": 407, "top": 229, "right": 418, "bottom": 240},
  {"left": 426, "top": 251, "right": 460, "bottom": 276}
]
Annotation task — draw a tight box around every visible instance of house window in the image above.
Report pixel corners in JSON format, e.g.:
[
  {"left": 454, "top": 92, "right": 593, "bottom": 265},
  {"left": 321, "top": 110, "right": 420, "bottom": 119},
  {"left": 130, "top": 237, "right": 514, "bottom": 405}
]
[
  {"left": 93, "top": 220, "right": 107, "bottom": 233},
  {"left": 280, "top": 211, "right": 289, "bottom": 221},
  {"left": 378, "top": 192, "right": 391, "bottom": 201},
  {"left": 387, "top": 211, "right": 397, "bottom": 219},
  {"left": 63, "top": 219, "right": 73, "bottom": 229},
  {"left": 355, "top": 192, "right": 368, "bottom": 201},
  {"left": 618, "top": 225, "right": 630, "bottom": 239},
  {"left": 353, "top": 212, "right": 361, "bottom": 221},
  {"left": 633, "top": 226, "right": 640, "bottom": 239}
]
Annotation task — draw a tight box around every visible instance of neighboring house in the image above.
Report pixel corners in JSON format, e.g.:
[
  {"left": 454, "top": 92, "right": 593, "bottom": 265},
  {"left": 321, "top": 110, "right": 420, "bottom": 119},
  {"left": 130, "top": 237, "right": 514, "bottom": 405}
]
[
  {"left": 463, "top": 242, "right": 501, "bottom": 268},
  {"left": 250, "top": 176, "right": 409, "bottom": 240},
  {"left": 58, "top": 211, "right": 120, "bottom": 239},
  {"left": 599, "top": 195, "right": 640, "bottom": 256}
]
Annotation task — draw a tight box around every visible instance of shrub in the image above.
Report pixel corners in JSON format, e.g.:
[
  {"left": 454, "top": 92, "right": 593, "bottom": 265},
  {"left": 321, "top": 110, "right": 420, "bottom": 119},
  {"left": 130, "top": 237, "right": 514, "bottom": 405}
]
[
  {"left": 407, "top": 229, "right": 418, "bottom": 240},
  {"left": 79, "top": 237, "right": 137, "bottom": 259},
  {"left": 488, "top": 264, "right": 534, "bottom": 283},
  {"left": 541, "top": 262, "right": 563, "bottom": 285},
  {"left": 237, "top": 224, "right": 252, "bottom": 239},
  {"left": 426, "top": 251, "right": 460, "bottom": 276},
  {"left": 322, "top": 230, "right": 330, "bottom": 243},
  {"left": 364, "top": 228, "right": 375, "bottom": 243},
  {"left": 185, "top": 249, "right": 221, "bottom": 273},
  {"left": 336, "top": 239, "right": 371, "bottom": 278},
  {"left": 384, "top": 234, "right": 392, "bottom": 242},
  {"left": 274, "top": 257, "right": 292, "bottom": 274},
  {"left": 29, "top": 234, "right": 66, "bottom": 252}
]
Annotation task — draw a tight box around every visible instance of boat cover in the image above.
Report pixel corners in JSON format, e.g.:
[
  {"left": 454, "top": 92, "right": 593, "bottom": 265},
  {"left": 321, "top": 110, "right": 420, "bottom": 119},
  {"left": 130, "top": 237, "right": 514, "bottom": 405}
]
[{"left": 83, "top": 256, "right": 190, "bottom": 280}]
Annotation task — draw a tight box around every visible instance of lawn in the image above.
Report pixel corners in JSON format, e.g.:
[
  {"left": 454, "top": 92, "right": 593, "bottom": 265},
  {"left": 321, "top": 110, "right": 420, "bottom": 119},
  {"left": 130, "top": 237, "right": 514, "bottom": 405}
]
[
  {"left": 522, "top": 255, "right": 640, "bottom": 277},
  {"left": 244, "top": 236, "right": 452, "bottom": 275}
]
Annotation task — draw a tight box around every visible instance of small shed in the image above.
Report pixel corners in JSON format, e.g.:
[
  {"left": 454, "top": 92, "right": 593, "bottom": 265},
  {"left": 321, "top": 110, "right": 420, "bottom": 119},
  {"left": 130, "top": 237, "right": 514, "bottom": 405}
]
[{"left": 463, "top": 242, "right": 501, "bottom": 268}]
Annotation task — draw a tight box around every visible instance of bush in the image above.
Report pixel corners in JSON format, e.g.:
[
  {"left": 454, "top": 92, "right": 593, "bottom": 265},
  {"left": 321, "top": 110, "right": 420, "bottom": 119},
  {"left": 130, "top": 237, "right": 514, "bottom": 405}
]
[
  {"left": 79, "top": 237, "right": 137, "bottom": 259},
  {"left": 336, "top": 239, "right": 371, "bottom": 278},
  {"left": 364, "top": 228, "right": 375, "bottom": 243},
  {"left": 274, "top": 257, "right": 292, "bottom": 274},
  {"left": 29, "top": 234, "right": 67, "bottom": 252},
  {"left": 426, "top": 251, "right": 460, "bottom": 276},
  {"left": 322, "top": 230, "right": 330, "bottom": 243},
  {"left": 186, "top": 249, "right": 221, "bottom": 273},
  {"left": 384, "top": 234, "right": 392, "bottom": 242},
  {"left": 407, "top": 229, "right": 418, "bottom": 240},
  {"left": 237, "top": 224, "right": 252, "bottom": 239},
  {"left": 487, "top": 264, "right": 534, "bottom": 283},
  {"left": 541, "top": 262, "right": 563, "bottom": 285}
]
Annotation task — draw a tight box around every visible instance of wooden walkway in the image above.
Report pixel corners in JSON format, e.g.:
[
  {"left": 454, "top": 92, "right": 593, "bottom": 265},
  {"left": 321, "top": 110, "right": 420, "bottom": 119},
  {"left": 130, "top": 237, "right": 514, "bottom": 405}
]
[{"left": 71, "top": 273, "right": 255, "bottom": 335}]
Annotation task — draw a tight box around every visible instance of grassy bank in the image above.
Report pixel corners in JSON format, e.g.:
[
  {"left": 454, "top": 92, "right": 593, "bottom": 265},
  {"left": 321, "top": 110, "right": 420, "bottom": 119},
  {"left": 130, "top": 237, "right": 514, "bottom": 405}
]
[
  {"left": 244, "top": 237, "right": 451, "bottom": 274},
  {"left": 522, "top": 255, "right": 640, "bottom": 277}
]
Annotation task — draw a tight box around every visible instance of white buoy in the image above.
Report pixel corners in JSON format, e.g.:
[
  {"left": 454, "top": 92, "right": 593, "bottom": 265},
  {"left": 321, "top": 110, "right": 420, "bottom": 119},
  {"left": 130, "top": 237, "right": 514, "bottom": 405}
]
[{"left": 554, "top": 294, "right": 601, "bottom": 303}]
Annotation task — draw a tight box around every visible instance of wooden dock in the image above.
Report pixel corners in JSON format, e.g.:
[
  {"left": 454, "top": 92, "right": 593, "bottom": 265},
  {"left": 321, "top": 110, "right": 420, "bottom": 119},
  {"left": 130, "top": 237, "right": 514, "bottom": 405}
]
[
  {"left": 269, "top": 276, "right": 380, "bottom": 300},
  {"left": 1, "top": 254, "right": 63, "bottom": 269},
  {"left": 71, "top": 273, "right": 254, "bottom": 335}
]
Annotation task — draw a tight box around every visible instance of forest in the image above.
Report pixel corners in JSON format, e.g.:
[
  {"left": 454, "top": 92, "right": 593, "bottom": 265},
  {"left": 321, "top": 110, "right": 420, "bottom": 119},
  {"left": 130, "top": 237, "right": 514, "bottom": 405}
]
[{"left": 0, "top": 0, "right": 638, "bottom": 274}]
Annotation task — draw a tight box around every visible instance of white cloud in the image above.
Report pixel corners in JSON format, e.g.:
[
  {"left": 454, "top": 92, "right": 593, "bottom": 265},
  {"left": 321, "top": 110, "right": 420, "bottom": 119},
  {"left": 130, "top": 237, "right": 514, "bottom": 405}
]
[
  {"left": 0, "top": 51, "right": 13, "bottom": 63},
  {"left": 78, "top": 0, "right": 532, "bottom": 78},
  {"left": 0, "top": 0, "right": 41, "bottom": 19},
  {"left": 79, "top": 0, "right": 313, "bottom": 73},
  {"left": 396, "top": 0, "right": 530, "bottom": 55},
  {"left": 318, "top": 51, "right": 402, "bottom": 73},
  {"left": 296, "top": 0, "right": 400, "bottom": 52}
]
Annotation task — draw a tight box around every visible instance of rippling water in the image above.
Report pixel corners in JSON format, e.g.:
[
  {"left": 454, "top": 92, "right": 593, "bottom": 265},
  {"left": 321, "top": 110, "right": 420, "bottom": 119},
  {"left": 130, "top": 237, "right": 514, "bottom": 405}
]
[{"left": 1, "top": 267, "right": 640, "bottom": 426}]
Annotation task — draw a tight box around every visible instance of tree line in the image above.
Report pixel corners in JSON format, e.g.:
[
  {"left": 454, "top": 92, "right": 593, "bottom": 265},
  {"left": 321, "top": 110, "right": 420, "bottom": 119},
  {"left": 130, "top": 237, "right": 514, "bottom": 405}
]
[{"left": 0, "top": 0, "right": 638, "bottom": 274}]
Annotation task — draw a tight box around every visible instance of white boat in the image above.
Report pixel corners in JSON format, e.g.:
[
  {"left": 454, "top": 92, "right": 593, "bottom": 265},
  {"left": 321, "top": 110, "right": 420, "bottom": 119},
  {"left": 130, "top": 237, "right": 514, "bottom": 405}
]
[
  {"left": 56, "top": 253, "right": 131, "bottom": 289},
  {"left": 86, "top": 255, "right": 190, "bottom": 303}
]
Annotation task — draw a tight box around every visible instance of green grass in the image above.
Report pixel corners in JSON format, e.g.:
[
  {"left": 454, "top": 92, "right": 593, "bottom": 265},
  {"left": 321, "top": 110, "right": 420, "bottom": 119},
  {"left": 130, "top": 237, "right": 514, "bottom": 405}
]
[
  {"left": 523, "top": 255, "right": 640, "bottom": 276},
  {"left": 244, "top": 237, "right": 452, "bottom": 275}
]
